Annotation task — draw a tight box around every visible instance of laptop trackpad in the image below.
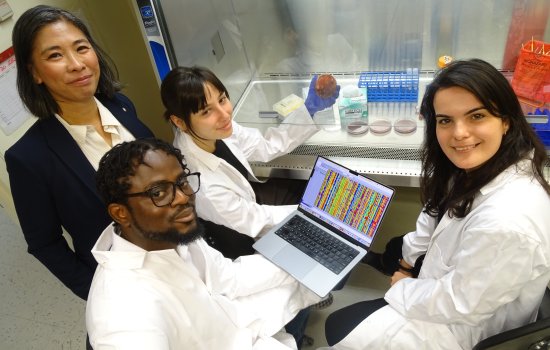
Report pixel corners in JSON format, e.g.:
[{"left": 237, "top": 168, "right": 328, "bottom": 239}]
[{"left": 273, "top": 245, "right": 316, "bottom": 279}]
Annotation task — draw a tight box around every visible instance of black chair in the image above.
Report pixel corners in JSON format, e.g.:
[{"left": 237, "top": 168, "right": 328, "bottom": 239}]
[{"left": 473, "top": 287, "right": 550, "bottom": 350}]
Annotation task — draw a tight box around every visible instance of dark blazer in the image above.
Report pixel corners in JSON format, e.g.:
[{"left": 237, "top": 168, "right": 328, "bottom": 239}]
[{"left": 5, "top": 93, "right": 154, "bottom": 300}]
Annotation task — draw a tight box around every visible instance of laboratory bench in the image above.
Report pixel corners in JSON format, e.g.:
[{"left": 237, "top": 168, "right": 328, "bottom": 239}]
[
  {"left": 233, "top": 74, "right": 428, "bottom": 188},
  {"left": 232, "top": 73, "right": 550, "bottom": 187}
]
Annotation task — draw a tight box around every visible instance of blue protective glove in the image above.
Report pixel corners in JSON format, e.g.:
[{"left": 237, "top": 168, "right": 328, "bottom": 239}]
[
  {"left": 305, "top": 75, "right": 341, "bottom": 116},
  {"left": 535, "top": 108, "right": 550, "bottom": 117}
]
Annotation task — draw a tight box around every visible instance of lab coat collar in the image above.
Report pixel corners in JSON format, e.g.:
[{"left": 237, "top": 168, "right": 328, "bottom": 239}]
[
  {"left": 430, "top": 157, "right": 533, "bottom": 243},
  {"left": 91, "top": 223, "right": 184, "bottom": 270},
  {"left": 479, "top": 157, "right": 532, "bottom": 196},
  {"left": 175, "top": 126, "right": 259, "bottom": 180},
  {"left": 176, "top": 129, "right": 223, "bottom": 171}
]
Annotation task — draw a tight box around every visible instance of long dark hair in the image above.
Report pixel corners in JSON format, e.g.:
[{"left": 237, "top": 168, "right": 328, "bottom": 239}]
[
  {"left": 420, "top": 58, "right": 550, "bottom": 219},
  {"left": 12, "top": 5, "right": 121, "bottom": 120},
  {"left": 160, "top": 66, "right": 229, "bottom": 140}
]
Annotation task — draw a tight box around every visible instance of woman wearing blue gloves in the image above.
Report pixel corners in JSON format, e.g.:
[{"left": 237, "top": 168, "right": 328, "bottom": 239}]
[
  {"left": 161, "top": 66, "right": 338, "bottom": 257},
  {"left": 160, "top": 66, "right": 339, "bottom": 348}
]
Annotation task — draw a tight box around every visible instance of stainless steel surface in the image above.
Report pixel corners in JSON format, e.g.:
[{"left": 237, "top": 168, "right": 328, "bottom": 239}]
[{"left": 251, "top": 154, "right": 421, "bottom": 187}]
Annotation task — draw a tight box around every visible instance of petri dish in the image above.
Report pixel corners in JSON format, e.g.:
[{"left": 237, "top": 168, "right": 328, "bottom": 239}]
[
  {"left": 369, "top": 119, "right": 392, "bottom": 136},
  {"left": 394, "top": 119, "right": 417, "bottom": 135},
  {"left": 346, "top": 120, "right": 369, "bottom": 135}
]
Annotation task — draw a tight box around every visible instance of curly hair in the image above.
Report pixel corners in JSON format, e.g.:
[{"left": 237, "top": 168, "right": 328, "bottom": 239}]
[
  {"left": 12, "top": 5, "right": 121, "bottom": 119},
  {"left": 96, "top": 138, "right": 187, "bottom": 206},
  {"left": 419, "top": 58, "right": 550, "bottom": 219}
]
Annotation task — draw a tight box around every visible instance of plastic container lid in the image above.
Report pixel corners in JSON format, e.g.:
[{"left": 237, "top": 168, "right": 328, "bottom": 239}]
[
  {"left": 369, "top": 119, "right": 392, "bottom": 135},
  {"left": 346, "top": 120, "right": 369, "bottom": 135},
  {"left": 394, "top": 119, "right": 417, "bottom": 135}
]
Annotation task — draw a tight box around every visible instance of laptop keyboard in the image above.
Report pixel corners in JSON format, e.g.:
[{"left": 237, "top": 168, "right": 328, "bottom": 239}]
[{"left": 275, "top": 216, "right": 360, "bottom": 274}]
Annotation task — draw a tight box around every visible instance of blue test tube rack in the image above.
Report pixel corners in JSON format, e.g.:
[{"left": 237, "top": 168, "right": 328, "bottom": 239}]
[{"left": 358, "top": 68, "right": 419, "bottom": 102}]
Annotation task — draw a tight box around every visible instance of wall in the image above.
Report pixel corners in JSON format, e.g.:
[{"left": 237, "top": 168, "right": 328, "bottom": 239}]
[
  {"left": 0, "top": 0, "right": 169, "bottom": 224},
  {"left": 76, "top": 0, "right": 170, "bottom": 140},
  {"left": 371, "top": 186, "right": 422, "bottom": 252}
]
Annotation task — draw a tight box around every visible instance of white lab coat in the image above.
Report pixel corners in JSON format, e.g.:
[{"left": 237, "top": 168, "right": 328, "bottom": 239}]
[
  {"left": 328, "top": 159, "right": 550, "bottom": 350},
  {"left": 173, "top": 104, "right": 319, "bottom": 237},
  {"left": 86, "top": 224, "right": 320, "bottom": 350}
]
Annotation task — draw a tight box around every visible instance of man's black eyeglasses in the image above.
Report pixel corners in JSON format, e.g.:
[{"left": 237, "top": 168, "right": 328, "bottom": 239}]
[{"left": 125, "top": 172, "right": 201, "bottom": 207}]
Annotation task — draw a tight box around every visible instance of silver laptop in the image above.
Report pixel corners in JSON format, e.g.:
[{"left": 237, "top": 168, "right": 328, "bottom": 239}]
[{"left": 253, "top": 156, "right": 395, "bottom": 297}]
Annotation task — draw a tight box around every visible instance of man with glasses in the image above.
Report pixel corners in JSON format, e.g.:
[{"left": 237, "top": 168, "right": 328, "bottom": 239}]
[{"left": 86, "top": 138, "right": 319, "bottom": 349}]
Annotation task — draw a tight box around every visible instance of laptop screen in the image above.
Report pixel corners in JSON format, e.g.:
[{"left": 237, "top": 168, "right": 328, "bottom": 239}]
[{"left": 299, "top": 157, "right": 394, "bottom": 248}]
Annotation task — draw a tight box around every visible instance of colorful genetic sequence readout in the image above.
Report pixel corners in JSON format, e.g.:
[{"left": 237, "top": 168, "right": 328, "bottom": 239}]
[{"left": 314, "top": 170, "right": 389, "bottom": 237}]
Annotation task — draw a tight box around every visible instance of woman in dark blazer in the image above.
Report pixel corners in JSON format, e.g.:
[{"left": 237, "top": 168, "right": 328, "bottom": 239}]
[{"left": 5, "top": 6, "right": 154, "bottom": 300}]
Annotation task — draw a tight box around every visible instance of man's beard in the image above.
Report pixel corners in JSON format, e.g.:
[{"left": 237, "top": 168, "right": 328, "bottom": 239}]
[{"left": 133, "top": 217, "right": 205, "bottom": 246}]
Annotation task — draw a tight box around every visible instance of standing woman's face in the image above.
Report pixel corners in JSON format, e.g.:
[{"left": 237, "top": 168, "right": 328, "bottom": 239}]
[
  {"left": 434, "top": 86, "right": 509, "bottom": 172},
  {"left": 30, "top": 20, "right": 100, "bottom": 105}
]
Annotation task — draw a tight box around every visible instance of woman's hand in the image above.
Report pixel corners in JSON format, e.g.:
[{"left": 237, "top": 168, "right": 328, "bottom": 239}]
[
  {"left": 390, "top": 270, "right": 413, "bottom": 286},
  {"left": 304, "top": 75, "right": 340, "bottom": 116},
  {"left": 390, "top": 259, "right": 415, "bottom": 286}
]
